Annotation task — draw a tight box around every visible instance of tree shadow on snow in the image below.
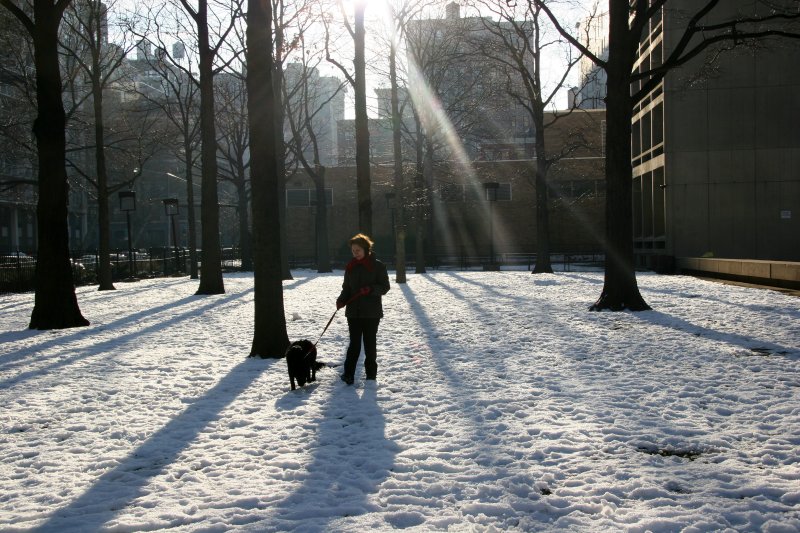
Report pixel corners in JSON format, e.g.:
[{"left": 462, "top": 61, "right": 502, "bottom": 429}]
[
  {"left": 0, "top": 288, "right": 254, "bottom": 390},
  {"left": 640, "top": 283, "right": 800, "bottom": 321},
  {"left": 1, "top": 278, "right": 253, "bottom": 366},
  {"left": 558, "top": 272, "right": 605, "bottom": 285},
  {"left": 636, "top": 310, "right": 797, "bottom": 357},
  {"left": 262, "top": 380, "right": 398, "bottom": 531},
  {"left": 34, "top": 357, "right": 277, "bottom": 532}
]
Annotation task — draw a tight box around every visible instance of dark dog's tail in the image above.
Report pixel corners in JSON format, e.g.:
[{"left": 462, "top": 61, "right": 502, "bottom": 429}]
[{"left": 313, "top": 361, "right": 327, "bottom": 370}]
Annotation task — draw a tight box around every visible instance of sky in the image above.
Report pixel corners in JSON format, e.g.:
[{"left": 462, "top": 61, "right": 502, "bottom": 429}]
[
  {"left": 1, "top": 268, "right": 799, "bottom": 531},
  {"left": 319, "top": 0, "right": 598, "bottom": 116},
  {"left": 110, "top": 0, "right": 596, "bottom": 116}
]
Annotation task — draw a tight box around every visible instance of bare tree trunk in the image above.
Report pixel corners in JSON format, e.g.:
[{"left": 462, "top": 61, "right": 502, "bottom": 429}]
[
  {"left": 272, "top": 51, "right": 292, "bottom": 280},
  {"left": 195, "top": 0, "right": 224, "bottom": 294},
  {"left": 532, "top": 141, "right": 553, "bottom": 273},
  {"left": 235, "top": 172, "right": 252, "bottom": 271},
  {"left": 413, "top": 119, "right": 426, "bottom": 274},
  {"left": 389, "top": 33, "right": 406, "bottom": 283},
  {"left": 423, "top": 137, "right": 435, "bottom": 267},
  {"left": 354, "top": 2, "right": 372, "bottom": 235},
  {"left": 91, "top": 60, "right": 116, "bottom": 290},
  {"left": 185, "top": 146, "right": 199, "bottom": 279},
  {"left": 590, "top": 2, "right": 648, "bottom": 311},
  {"left": 247, "top": 0, "right": 289, "bottom": 357},
  {"left": 26, "top": 0, "right": 89, "bottom": 329},
  {"left": 314, "top": 168, "right": 332, "bottom": 273}
]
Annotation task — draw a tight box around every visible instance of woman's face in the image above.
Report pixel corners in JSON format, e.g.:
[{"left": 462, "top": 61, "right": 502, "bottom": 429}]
[{"left": 351, "top": 244, "right": 366, "bottom": 260}]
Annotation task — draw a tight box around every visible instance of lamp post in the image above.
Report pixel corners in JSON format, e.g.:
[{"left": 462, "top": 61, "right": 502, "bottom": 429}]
[
  {"left": 385, "top": 192, "right": 396, "bottom": 265},
  {"left": 118, "top": 191, "right": 136, "bottom": 277},
  {"left": 163, "top": 198, "right": 180, "bottom": 273},
  {"left": 483, "top": 182, "right": 499, "bottom": 271}
]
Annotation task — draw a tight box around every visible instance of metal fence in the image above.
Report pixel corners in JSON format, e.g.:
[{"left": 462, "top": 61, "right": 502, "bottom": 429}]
[
  {"left": 0, "top": 247, "right": 243, "bottom": 294},
  {"left": 3, "top": 249, "right": 604, "bottom": 294},
  {"left": 288, "top": 252, "right": 605, "bottom": 273}
]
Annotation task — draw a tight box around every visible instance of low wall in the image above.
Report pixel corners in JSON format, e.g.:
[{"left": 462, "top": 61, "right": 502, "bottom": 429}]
[{"left": 676, "top": 257, "right": 800, "bottom": 289}]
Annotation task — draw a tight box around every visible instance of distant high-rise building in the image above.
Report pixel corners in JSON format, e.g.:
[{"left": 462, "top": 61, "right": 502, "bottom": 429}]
[
  {"left": 283, "top": 63, "right": 345, "bottom": 167},
  {"left": 575, "top": 10, "right": 608, "bottom": 110},
  {"left": 405, "top": 2, "right": 535, "bottom": 161}
]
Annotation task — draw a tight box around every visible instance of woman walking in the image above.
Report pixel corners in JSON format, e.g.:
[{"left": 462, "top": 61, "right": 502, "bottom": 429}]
[{"left": 336, "top": 233, "right": 390, "bottom": 385}]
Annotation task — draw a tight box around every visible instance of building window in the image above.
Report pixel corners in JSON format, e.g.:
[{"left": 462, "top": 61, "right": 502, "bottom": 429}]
[
  {"left": 286, "top": 188, "right": 333, "bottom": 207},
  {"left": 491, "top": 183, "right": 512, "bottom": 201}
]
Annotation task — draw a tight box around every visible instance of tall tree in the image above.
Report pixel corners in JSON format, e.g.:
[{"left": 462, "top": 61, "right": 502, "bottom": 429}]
[
  {"left": 272, "top": 0, "right": 293, "bottom": 280},
  {"left": 215, "top": 72, "right": 252, "bottom": 271},
  {"left": 61, "top": 0, "right": 137, "bottom": 290},
  {"left": 247, "top": 0, "right": 289, "bottom": 357},
  {"left": 282, "top": 41, "right": 346, "bottom": 274},
  {"left": 325, "top": 0, "right": 372, "bottom": 235},
  {"left": 474, "top": 0, "right": 583, "bottom": 274},
  {"left": 536, "top": 0, "right": 800, "bottom": 311},
  {"left": 176, "top": 0, "right": 241, "bottom": 295},
  {"left": 127, "top": 23, "right": 203, "bottom": 280},
  {"left": 380, "top": 0, "right": 431, "bottom": 283},
  {"left": 404, "top": 5, "right": 504, "bottom": 270},
  {"left": 353, "top": 0, "right": 371, "bottom": 234},
  {"left": 388, "top": 18, "right": 406, "bottom": 283},
  {"left": 1, "top": 0, "right": 89, "bottom": 329}
]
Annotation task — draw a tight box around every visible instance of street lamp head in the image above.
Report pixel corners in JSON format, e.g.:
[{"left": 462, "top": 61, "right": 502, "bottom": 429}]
[
  {"left": 118, "top": 191, "right": 136, "bottom": 212},
  {"left": 163, "top": 198, "right": 179, "bottom": 216}
]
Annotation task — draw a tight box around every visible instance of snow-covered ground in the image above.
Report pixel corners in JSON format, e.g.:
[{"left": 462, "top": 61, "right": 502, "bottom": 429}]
[{"left": 1, "top": 270, "right": 798, "bottom": 532}]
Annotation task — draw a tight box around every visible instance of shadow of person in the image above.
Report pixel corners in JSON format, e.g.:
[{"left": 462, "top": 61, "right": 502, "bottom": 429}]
[{"left": 262, "top": 380, "right": 398, "bottom": 531}]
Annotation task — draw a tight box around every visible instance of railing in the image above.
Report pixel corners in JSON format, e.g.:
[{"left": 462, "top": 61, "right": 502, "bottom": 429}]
[
  {"left": 289, "top": 252, "right": 605, "bottom": 273},
  {"left": 3, "top": 249, "right": 606, "bottom": 293},
  {"left": 0, "top": 247, "right": 244, "bottom": 294}
]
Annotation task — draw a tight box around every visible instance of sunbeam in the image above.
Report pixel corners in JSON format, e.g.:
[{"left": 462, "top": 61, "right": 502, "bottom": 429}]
[{"left": 406, "top": 59, "right": 516, "bottom": 262}]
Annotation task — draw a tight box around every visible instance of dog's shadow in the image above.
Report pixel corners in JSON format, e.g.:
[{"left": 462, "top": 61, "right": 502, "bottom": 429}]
[
  {"left": 273, "top": 362, "right": 340, "bottom": 411},
  {"left": 274, "top": 380, "right": 322, "bottom": 411}
]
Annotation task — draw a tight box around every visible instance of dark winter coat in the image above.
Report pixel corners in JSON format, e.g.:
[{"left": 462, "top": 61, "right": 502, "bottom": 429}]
[{"left": 337, "top": 254, "right": 390, "bottom": 318}]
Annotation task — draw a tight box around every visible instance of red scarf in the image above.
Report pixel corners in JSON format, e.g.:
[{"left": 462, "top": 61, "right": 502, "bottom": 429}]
[{"left": 346, "top": 254, "right": 374, "bottom": 272}]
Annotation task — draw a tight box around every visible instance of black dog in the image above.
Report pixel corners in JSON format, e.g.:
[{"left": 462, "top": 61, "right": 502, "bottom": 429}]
[{"left": 285, "top": 339, "right": 325, "bottom": 390}]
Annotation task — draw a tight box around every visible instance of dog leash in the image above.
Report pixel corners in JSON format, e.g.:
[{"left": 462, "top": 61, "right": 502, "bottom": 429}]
[{"left": 314, "top": 292, "right": 363, "bottom": 347}]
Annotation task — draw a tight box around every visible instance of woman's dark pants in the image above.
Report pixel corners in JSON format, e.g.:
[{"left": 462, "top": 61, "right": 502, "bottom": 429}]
[{"left": 343, "top": 317, "right": 380, "bottom": 380}]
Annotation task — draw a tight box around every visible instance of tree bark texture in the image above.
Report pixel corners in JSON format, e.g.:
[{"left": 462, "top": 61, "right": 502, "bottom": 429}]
[
  {"left": 92, "top": 53, "right": 115, "bottom": 290},
  {"left": 28, "top": 0, "right": 89, "bottom": 329},
  {"left": 195, "top": 0, "right": 224, "bottom": 294},
  {"left": 247, "top": 0, "right": 289, "bottom": 357},
  {"left": 314, "top": 170, "right": 332, "bottom": 273},
  {"left": 590, "top": 2, "right": 649, "bottom": 311},
  {"left": 389, "top": 37, "right": 406, "bottom": 283}
]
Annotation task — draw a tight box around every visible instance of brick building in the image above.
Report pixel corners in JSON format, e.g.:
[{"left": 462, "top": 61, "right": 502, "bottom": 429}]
[{"left": 285, "top": 109, "right": 606, "bottom": 264}]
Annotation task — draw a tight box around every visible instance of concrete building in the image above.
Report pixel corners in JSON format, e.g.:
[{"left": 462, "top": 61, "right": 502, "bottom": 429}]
[
  {"left": 634, "top": 1, "right": 800, "bottom": 266},
  {"left": 575, "top": 2, "right": 799, "bottom": 273}
]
